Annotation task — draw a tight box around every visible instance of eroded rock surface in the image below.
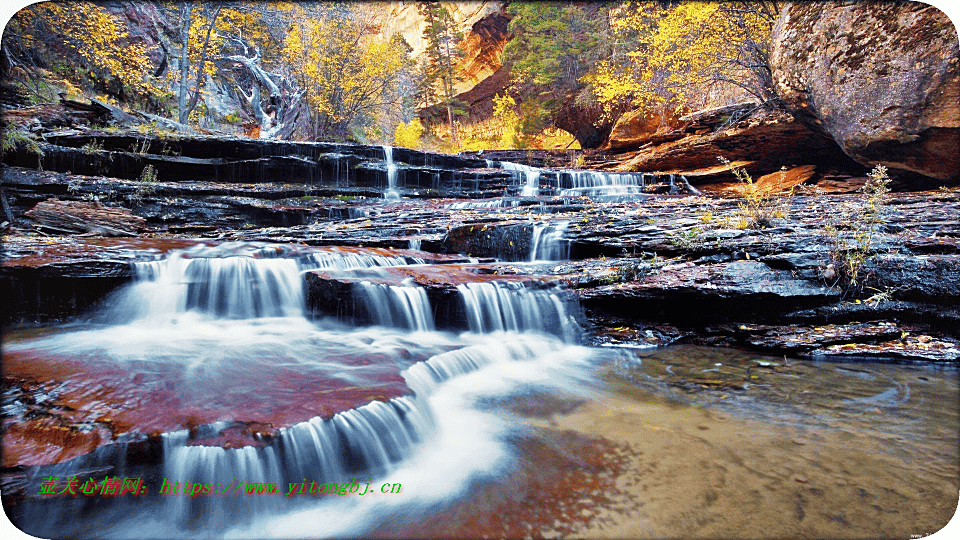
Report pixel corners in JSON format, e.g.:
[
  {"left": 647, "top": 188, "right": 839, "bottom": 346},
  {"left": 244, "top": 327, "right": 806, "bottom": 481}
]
[{"left": 770, "top": 1, "right": 960, "bottom": 183}]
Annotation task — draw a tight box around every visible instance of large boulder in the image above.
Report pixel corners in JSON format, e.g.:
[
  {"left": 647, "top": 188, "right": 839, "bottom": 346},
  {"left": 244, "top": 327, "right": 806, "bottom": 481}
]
[{"left": 770, "top": 1, "right": 960, "bottom": 182}]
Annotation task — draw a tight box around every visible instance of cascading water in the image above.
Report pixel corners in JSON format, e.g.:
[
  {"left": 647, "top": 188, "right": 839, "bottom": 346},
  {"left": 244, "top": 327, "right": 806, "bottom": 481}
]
[
  {"left": 5, "top": 241, "right": 598, "bottom": 538},
  {"left": 530, "top": 220, "right": 571, "bottom": 261},
  {"left": 382, "top": 145, "right": 400, "bottom": 202},
  {"left": 499, "top": 161, "right": 541, "bottom": 196},
  {"left": 456, "top": 281, "right": 581, "bottom": 343},
  {"left": 559, "top": 171, "right": 649, "bottom": 198},
  {"left": 355, "top": 281, "right": 435, "bottom": 331}
]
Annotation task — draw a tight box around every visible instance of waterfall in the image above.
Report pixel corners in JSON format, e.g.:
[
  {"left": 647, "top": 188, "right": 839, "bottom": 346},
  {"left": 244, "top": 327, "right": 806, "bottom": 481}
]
[
  {"left": 118, "top": 252, "right": 305, "bottom": 321},
  {"left": 7, "top": 240, "right": 594, "bottom": 538},
  {"left": 159, "top": 393, "right": 433, "bottom": 528},
  {"left": 403, "top": 338, "right": 557, "bottom": 395},
  {"left": 103, "top": 245, "right": 434, "bottom": 323},
  {"left": 530, "top": 220, "right": 571, "bottom": 261},
  {"left": 499, "top": 161, "right": 541, "bottom": 196},
  {"left": 297, "top": 250, "right": 417, "bottom": 273},
  {"left": 559, "top": 171, "right": 648, "bottom": 198},
  {"left": 355, "top": 281, "right": 435, "bottom": 331},
  {"left": 382, "top": 145, "right": 400, "bottom": 202},
  {"left": 456, "top": 282, "right": 580, "bottom": 342}
]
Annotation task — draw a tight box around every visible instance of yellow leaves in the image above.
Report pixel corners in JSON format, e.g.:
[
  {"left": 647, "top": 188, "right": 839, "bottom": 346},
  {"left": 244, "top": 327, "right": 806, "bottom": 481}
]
[
  {"left": 14, "top": 2, "right": 160, "bottom": 97},
  {"left": 592, "top": 2, "right": 775, "bottom": 115}
]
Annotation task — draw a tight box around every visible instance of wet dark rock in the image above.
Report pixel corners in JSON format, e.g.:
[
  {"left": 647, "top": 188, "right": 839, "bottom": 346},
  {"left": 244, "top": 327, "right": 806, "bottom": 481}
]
[{"left": 580, "top": 260, "right": 841, "bottom": 325}]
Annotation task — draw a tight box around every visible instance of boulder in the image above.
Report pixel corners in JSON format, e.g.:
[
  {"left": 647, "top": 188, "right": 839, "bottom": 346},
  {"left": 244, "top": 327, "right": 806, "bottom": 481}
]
[
  {"left": 770, "top": 2, "right": 960, "bottom": 182},
  {"left": 614, "top": 107, "right": 855, "bottom": 179},
  {"left": 604, "top": 108, "right": 689, "bottom": 152}
]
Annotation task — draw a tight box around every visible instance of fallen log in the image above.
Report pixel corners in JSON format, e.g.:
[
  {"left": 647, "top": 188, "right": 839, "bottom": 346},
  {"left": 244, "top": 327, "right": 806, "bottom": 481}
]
[{"left": 24, "top": 198, "right": 145, "bottom": 236}]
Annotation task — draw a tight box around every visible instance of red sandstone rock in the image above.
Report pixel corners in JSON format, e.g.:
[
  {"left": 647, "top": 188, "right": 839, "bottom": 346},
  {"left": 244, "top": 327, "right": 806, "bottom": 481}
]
[{"left": 770, "top": 2, "right": 960, "bottom": 182}]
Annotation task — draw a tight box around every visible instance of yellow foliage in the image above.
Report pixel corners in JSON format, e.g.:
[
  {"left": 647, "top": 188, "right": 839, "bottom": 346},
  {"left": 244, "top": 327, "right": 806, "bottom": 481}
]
[
  {"left": 394, "top": 119, "right": 424, "bottom": 149},
  {"left": 589, "top": 2, "right": 774, "bottom": 115},
  {"left": 280, "top": 9, "right": 410, "bottom": 137},
  {"left": 492, "top": 94, "right": 525, "bottom": 148},
  {"left": 13, "top": 2, "right": 161, "bottom": 98}
]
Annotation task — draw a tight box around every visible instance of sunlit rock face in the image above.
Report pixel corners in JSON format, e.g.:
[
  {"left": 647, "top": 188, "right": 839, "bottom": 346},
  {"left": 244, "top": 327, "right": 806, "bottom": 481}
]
[
  {"left": 770, "top": 1, "right": 960, "bottom": 183},
  {"left": 369, "top": 1, "right": 512, "bottom": 120}
]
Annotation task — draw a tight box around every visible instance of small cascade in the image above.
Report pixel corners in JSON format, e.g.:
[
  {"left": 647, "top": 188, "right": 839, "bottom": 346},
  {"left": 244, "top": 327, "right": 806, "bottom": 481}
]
[
  {"left": 119, "top": 251, "right": 304, "bottom": 321},
  {"left": 456, "top": 282, "right": 580, "bottom": 342},
  {"left": 162, "top": 394, "right": 432, "bottom": 527},
  {"left": 499, "top": 161, "right": 542, "bottom": 196},
  {"left": 297, "top": 250, "right": 417, "bottom": 273},
  {"left": 382, "top": 145, "right": 400, "bottom": 202},
  {"left": 356, "top": 281, "right": 435, "bottom": 331},
  {"left": 403, "top": 338, "right": 559, "bottom": 395},
  {"left": 560, "top": 171, "right": 649, "bottom": 198},
  {"left": 530, "top": 220, "right": 571, "bottom": 261}
]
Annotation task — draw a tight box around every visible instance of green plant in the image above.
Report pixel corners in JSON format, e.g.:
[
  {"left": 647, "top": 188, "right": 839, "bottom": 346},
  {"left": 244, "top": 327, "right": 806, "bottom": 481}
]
[
  {"left": 81, "top": 139, "right": 104, "bottom": 154},
  {"left": 131, "top": 137, "right": 151, "bottom": 156},
  {"left": 222, "top": 111, "right": 243, "bottom": 125},
  {"left": 668, "top": 226, "right": 704, "bottom": 250},
  {"left": 136, "top": 164, "right": 158, "bottom": 196},
  {"left": 823, "top": 165, "right": 892, "bottom": 290},
  {"left": 1, "top": 127, "right": 45, "bottom": 158},
  {"left": 718, "top": 157, "right": 789, "bottom": 229}
]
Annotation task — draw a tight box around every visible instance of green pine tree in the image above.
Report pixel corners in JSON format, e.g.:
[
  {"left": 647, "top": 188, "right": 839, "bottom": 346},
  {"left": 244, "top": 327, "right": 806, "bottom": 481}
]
[{"left": 418, "top": 2, "right": 466, "bottom": 148}]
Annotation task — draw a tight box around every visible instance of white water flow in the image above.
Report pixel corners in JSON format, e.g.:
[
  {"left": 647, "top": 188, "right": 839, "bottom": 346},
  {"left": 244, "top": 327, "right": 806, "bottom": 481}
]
[
  {"left": 356, "top": 281, "right": 435, "bottom": 331},
  {"left": 5, "top": 241, "right": 599, "bottom": 538},
  {"left": 382, "top": 145, "right": 400, "bottom": 202},
  {"left": 530, "top": 220, "right": 571, "bottom": 261},
  {"left": 499, "top": 161, "right": 541, "bottom": 196},
  {"left": 457, "top": 281, "right": 580, "bottom": 342},
  {"left": 6, "top": 239, "right": 959, "bottom": 539},
  {"left": 559, "top": 171, "right": 650, "bottom": 198}
]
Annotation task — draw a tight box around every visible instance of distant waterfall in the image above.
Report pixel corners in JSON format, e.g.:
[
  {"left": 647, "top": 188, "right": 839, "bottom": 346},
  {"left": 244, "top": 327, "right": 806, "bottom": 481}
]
[
  {"left": 382, "top": 145, "right": 400, "bottom": 202},
  {"left": 559, "top": 171, "right": 648, "bottom": 197},
  {"left": 499, "top": 161, "right": 541, "bottom": 196}
]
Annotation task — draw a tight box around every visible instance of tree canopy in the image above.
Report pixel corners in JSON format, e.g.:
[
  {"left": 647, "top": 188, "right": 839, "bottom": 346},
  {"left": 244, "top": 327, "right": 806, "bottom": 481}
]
[{"left": 1, "top": 1, "right": 783, "bottom": 150}]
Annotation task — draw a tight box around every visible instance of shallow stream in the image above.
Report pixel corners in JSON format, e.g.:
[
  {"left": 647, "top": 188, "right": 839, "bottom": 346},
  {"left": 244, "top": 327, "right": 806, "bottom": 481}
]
[{"left": 2, "top": 242, "right": 957, "bottom": 538}]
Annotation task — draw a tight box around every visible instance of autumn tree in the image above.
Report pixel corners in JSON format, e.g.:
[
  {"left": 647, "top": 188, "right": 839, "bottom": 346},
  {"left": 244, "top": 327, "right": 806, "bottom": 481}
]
[
  {"left": 281, "top": 5, "right": 413, "bottom": 141},
  {"left": 588, "top": 1, "right": 781, "bottom": 117},
  {"left": 502, "top": 2, "right": 620, "bottom": 149},
  {"left": 2, "top": 2, "right": 161, "bottom": 104},
  {"left": 417, "top": 2, "right": 465, "bottom": 148}
]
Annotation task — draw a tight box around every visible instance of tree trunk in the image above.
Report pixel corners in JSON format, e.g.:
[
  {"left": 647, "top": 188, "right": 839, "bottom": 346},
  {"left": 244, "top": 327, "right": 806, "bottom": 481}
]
[
  {"left": 227, "top": 48, "right": 306, "bottom": 139},
  {"left": 177, "top": 2, "right": 194, "bottom": 125}
]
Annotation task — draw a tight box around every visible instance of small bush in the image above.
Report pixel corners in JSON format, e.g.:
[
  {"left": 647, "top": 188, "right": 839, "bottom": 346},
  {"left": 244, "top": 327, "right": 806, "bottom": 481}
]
[
  {"left": 1, "top": 127, "right": 44, "bottom": 158},
  {"left": 136, "top": 164, "right": 158, "bottom": 197},
  {"left": 81, "top": 139, "right": 104, "bottom": 154},
  {"left": 394, "top": 118, "right": 424, "bottom": 149},
  {"left": 823, "top": 165, "right": 892, "bottom": 289},
  {"left": 718, "top": 157, "right": 790, "bottom": 229}
]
